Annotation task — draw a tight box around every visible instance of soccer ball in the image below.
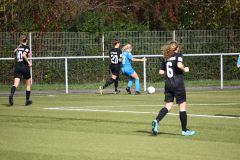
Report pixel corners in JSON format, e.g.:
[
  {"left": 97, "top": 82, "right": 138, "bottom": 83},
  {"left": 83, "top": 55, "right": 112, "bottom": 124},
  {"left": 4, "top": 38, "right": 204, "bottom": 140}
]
[{"left": 147, "top": 86, "right": 155, "bottom": 94}]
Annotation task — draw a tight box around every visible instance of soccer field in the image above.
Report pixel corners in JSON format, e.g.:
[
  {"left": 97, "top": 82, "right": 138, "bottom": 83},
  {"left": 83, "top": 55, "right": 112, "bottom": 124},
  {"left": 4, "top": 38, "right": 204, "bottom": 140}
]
[{"left": 0, "top": 90, "right": 240, "bottom": 160}]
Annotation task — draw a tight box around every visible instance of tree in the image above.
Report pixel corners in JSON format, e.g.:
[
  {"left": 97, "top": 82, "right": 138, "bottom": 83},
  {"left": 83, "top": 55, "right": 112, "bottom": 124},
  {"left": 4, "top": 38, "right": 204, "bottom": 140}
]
[
  {"left": 0, "top": 0, "right": 239, "bottom": 32},
  {"left": 178, "top": 0, "right": 240, "bottom": 30}
]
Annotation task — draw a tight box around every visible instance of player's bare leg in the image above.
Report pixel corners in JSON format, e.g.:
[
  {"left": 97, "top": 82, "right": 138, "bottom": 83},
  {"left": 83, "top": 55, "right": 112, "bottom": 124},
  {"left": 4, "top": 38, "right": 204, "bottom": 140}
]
[{"left": 130, "top": 72, "right": 140, "bottom": 95}]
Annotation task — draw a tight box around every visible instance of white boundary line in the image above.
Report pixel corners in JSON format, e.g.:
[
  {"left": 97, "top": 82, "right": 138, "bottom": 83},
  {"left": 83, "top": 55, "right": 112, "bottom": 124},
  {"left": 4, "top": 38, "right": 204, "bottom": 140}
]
[
  {"left": 42, "top": 102, "right": 240, "bottom": 108},
  {"left": 44, "top": 106, "right": 240, "bottom": 119}
]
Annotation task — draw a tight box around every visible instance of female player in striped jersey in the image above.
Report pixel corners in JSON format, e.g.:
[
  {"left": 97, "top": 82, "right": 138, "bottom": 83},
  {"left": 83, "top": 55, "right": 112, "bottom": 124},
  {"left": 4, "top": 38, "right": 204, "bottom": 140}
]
[
  {"left": 152, "top": 41, "right": 195, "bottom": 136},
  {"left": 99, "top": 39, "right": 122, "bottom": 94}
]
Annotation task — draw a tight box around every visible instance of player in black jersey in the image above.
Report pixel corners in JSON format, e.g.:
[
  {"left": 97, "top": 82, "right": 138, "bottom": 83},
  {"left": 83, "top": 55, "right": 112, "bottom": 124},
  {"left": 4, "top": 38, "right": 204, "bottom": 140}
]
[
  {"left": 152, "top": 41, "right": 195, "bottom": 136},
  {"left": 9, "top": 35, "right": 32, "bottom": 106},
  {"left": 99, "top": 39, "right": 122, "bottom": 95}
]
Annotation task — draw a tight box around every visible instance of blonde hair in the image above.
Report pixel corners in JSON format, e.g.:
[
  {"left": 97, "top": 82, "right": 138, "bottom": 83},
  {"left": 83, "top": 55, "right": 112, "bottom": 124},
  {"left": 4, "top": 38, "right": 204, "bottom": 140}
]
[
  {"left": 122, "top": 44, "right": 132, "bottom": 52},
  {"left": 162, "top": 41, "right": 179, "bottom": 59},
  {"left": 14, "top": 34, "right": 28, "bottom": 52},
  {"left": 19, "top": 34, "right": 28, "bottom": 44}
]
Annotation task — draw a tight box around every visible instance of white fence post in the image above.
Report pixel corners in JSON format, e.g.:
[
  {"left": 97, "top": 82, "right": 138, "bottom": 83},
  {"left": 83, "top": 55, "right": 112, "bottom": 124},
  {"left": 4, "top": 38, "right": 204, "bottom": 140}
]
[
  {"left": 220, "top": 54, "right": 223, "bottom": 89},
  {"left": 65, "top": 58, "right": 69, "bottom": 94},
  {"left": 143, "top": 56, "right": 147, "bottom": 91},
  {"left": 29, "top": 32, "right": 33, "bottom": 84},
  {"left": 173, "top": 30, "right": 176, "bottom": 41},
  {"left": 102, "top": 32, "right": 105, "bottom": 61}
]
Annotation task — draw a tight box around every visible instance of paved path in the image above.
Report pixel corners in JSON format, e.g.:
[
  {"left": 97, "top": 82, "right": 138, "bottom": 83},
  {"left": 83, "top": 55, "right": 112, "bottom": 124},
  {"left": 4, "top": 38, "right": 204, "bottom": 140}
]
[{"left": 1, "top": 86, "right": 240, "bottom": 96}]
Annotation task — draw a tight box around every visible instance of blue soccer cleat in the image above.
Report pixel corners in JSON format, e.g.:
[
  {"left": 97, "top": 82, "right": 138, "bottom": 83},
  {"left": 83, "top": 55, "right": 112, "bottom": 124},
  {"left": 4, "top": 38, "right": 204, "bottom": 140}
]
[
  {"left": 181, "top": 130, "right": 195, "bottom": 136},
  {"left": 152, "top": 120, "right": 158, "bottom": 136}
]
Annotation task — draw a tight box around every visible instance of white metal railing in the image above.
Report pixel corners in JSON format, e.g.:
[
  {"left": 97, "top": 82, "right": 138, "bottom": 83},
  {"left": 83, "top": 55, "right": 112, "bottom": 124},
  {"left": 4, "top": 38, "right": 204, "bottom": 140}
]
[{"left": 0, "top": 53, "right": 239, "bottom": 93}]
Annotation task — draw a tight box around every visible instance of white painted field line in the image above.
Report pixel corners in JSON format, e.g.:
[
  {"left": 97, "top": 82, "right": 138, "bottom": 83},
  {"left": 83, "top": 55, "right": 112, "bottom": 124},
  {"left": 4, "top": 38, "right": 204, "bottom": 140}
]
[
  {"left": 45, "top": 107, "right": 155, "bottom": 114},
  {"left": 81, "top": 102, "right": 240, "bottom": 107},
  {"left": 188, "top": 103, "right": 240, "bottom": 106},
  {"left": 43, "top": 102, "right": 240, "bottom": 108},
  {"left": 44, "top": 107, "right": 240, "bottom": 119}
]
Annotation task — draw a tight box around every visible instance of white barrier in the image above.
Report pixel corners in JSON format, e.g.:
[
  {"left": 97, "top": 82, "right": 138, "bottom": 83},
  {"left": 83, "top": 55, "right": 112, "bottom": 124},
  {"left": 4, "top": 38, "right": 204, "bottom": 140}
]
[{"left": 1, "top": 53, "right": 239, "bottom": 93}]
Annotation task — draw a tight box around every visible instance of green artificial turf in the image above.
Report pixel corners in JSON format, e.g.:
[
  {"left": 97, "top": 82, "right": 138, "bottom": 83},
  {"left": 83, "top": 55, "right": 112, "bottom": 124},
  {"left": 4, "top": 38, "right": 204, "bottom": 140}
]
[{"left": 0, "top": 90, "right": 240, "bottom": 160}]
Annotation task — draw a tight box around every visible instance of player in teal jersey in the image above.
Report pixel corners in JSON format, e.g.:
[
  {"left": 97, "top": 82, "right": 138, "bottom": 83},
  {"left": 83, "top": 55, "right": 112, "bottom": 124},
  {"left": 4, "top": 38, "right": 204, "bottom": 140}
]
[
  {"left": 121, "top": 44, "right": 146, "bottom": 95},
  {"left": 237, "top": 54, "right": 240, "bottom": 68}
]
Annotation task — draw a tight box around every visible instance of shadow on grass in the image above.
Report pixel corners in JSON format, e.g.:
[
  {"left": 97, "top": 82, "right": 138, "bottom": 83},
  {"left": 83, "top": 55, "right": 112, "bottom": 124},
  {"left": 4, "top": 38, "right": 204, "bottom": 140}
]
[
  {"left": 1, "top": 104, "right": 11, "bottom": 107},
  {"left": 136, "top": 130, "right": 179, "bottom": 136},
  {"left": 0, "top": 114, "right": 149, "bottom": 125}
]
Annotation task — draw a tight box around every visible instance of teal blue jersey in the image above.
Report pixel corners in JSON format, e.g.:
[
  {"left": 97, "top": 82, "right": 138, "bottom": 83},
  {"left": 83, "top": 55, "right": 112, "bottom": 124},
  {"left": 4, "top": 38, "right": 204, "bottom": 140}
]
[
  {"left": 238, "top": 54, "right": 240, "bottom": 66},
  {"left": 122, "top": 51, "right": 133, "bottom": 69}
]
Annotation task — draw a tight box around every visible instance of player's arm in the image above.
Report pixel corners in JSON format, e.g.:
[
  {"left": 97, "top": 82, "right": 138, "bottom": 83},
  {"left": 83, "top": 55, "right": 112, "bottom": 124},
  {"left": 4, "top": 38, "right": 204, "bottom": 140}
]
[
  {"left": 14, "top": 45, "right": 21, "bottom": 53},
  {"left": 159, "top": 69, "right": 165, "bottom": 75},
  {"left": 119, "top": 53, "right": 122, "bottom": 62},
  {"left": 22, "top": 52, "right": 32, "bottom": 67},
  {"left": 159, "top": 58, "right": 165, "bottom": 75},
  {"left": 177, "top": 53, "right": 189, "bottom": 72},
  {"left": 132, "top": 57, "right": 146, "bottom": 62},
  {"left": 177, "top": 62, "right": 189, "bottom": 72}
]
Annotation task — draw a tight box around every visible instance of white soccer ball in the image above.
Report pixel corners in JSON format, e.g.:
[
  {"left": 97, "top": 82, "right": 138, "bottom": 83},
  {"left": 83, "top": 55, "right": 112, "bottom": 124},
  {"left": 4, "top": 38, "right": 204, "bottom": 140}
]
[{"left": 147, "top": 86, "right": 156, "bottom": 94}]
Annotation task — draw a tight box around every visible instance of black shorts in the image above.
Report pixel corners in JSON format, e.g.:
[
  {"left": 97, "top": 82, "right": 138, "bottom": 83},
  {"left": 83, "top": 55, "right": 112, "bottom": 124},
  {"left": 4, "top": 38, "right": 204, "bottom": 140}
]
[
  {"left": 164, "top": 84, "right": 186, "bottom": 104},
  {"left": 14, "top": 63, "right": 31, "bottom": 80},
  {"left": 110, "top": 64, "right": 121, "bottom": 76}
]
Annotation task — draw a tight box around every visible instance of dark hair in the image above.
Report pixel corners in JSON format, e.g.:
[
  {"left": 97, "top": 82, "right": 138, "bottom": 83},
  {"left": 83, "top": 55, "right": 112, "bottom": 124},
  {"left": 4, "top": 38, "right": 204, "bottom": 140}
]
[{"left": 112, "top": 39, "right": 120, "bottom": 47}]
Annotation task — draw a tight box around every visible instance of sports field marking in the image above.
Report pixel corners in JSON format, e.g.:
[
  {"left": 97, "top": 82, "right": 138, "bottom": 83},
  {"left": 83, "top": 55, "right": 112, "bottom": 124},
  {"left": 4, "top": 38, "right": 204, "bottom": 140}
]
[
  {"left": 44, "top": 107, "right": 240, "bottom": 119},
  {"left": 188, "top": 103, "right": 240, "bottom": 106},
  {"left": 42, "top": 102, "right": 240, "bottom": 108},
  {"left": 42, "top": 102, "right": 240, "bottom": 109}
]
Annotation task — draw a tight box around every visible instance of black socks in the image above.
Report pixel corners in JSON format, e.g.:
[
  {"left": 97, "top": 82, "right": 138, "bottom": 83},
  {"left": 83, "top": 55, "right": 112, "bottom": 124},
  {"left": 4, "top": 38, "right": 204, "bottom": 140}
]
[
  {"left": 114, "top": 80, "right": 118, "bottom": 91},
  {"left": 179, "top": 111, "right": 187, "bottom": 131},
  {"left": 10, "top": 86, "right": 16, "bottom": 97},
  {"left": 103, "top": 77, "right": 119, "bottom": 91},
  {"left": 155, "top": 108, "right": 188, "bottom": 132},
  {"left": 156, "top": 107, "right": 168, "bottom": 123},
  {"left": 26, "top": 91, "right": 31, "bottom": 101},
  {"left": 103, "top": 78, "right": 115, "bottom": 89}
]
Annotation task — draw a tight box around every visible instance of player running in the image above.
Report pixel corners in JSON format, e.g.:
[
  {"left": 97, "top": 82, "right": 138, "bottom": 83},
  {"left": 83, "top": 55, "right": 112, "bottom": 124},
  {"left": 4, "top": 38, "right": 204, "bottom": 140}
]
[
  {"left": 99, "top": 39, "right": 122, "bottom": 95},
  {"left": 9, "top": 35, "right": 32, "bottom": 106},
  {"left": 152, "top": 41, "right": 195, "bottom": 136},
  {"left": 121, "top": 44, "right": 146, "bottom": 95}
]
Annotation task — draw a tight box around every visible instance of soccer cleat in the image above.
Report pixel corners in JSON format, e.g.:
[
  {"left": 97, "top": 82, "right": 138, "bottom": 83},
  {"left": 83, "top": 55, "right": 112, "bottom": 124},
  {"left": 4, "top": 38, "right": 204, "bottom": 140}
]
[
  {"left": 114, "top": 89, "right": 120, "bottom": 94},
  {"left": 135, "top": 91, "right": 141, "bottom": 95},
  {"left": 181, "top": 130, "right": 195, "bottom": 136},
  {"left": 9, "top": 96, "right": 13, "bottom": 106},
  {"left": 152, "top": 120, "right": 158, "bottom": 136},
  {"left": 25, "top": 100, "right": 32, "bottom": 106},
  {"left": 126, "top": 87, "right": 131, "bottom": 94},
  {"left": 99, "top": 86, "right": 103, "bottom": 95}
]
